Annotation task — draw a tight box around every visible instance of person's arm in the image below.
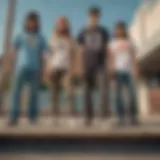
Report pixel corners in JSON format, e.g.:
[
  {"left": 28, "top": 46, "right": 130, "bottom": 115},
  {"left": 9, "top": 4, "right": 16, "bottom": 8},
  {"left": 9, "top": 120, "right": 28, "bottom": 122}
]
[
  {"left": 103, "top": 28, "right": 114, "bottom": 77},
  {"left": 40, "top": 36, "right": 52, "bottom": 84},
  {"left": 40, "top": 36, "right": 50, "bottom": 63},
  {"left": 106, "top": 43, "right": 115, "bottom": 79},
  {"left": 76, "top": 43, "right": 84, "bottom": 78},
  {"left": 76, "top": 30, "right": 84, "bottom": 78},
  {"left": 69, "top": 39, "right": 76, "bottom": 76},
  {"left": 130, "top": 42, "right": 139, "bottom": 81}
]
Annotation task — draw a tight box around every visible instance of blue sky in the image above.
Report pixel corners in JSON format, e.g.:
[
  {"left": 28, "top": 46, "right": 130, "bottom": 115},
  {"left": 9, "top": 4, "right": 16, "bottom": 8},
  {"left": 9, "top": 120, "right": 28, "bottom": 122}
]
[{"left": 0, "top": 0, "right": 140, "bottom": 54}]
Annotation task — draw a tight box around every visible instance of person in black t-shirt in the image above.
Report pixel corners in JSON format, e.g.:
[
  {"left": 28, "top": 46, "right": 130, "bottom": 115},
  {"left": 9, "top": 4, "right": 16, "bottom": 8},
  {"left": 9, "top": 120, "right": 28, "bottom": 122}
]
[{"left": 77, "top": 6, "right": 110, "bottom": 125}]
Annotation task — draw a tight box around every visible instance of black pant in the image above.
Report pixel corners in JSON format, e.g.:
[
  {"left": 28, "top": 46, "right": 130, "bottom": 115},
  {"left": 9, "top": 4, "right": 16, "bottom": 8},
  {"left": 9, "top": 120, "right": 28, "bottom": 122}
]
[
  {"left": 50, "top": 70, "right": 75, "bottom": 116},
  {"left": 84, "top": 68, "right": 109, "bottom": 121}
]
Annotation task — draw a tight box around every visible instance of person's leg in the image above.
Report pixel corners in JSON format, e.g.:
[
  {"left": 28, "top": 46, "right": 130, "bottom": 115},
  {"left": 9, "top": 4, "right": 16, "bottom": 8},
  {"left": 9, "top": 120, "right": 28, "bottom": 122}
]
[
  {"left": 64, "top": 73, "right": 76, "bottom": 116},
  {"left": 115, "top": 73, "right": 125, "bottom": 123},
  {"left": 126, "top": 74, "right": 138, "bottom": 124},
  {"left": 50, "top": 71, "right": 61, "bottom": 117},
  {"left": 84, "top": 73, "right": 94, "bottom": 125},
  {"left": 10, "top": 70, "right": 25, "bottom": 124},
  {"left": 97, "top": 68, "right": 109, "bottom": 118},
  {"left": 28, "top": 70, "right": 40, "bottom": 122}
]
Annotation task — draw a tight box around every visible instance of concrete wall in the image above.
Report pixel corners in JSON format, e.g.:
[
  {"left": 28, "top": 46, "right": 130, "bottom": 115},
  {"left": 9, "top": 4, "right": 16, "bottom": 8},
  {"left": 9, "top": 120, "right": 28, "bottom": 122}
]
[
  {"left": 129, "top": 0, "right": 160, "bottom": 58},
  {"left": 129, "top": 0, "right": 160, "bottom": 117}
]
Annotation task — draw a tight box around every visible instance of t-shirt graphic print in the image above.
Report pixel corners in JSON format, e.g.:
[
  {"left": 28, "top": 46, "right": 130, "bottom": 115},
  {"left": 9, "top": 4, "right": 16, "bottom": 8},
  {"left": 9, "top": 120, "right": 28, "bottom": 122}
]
[{"left": 77, "top": 26, "right": 109, "bottom": 72}]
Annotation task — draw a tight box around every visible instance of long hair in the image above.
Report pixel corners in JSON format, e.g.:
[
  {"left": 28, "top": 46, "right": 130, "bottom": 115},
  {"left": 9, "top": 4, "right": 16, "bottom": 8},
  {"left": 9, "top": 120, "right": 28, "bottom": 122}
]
[
  {"left": 24, "top": 11, "right": 40, "bottom": 33},
  {"left": 114, "top": 21, "right": 128, "bottom": 39},
  {"left": 53, "top": 16, "right": 71, "bottom": 38}
]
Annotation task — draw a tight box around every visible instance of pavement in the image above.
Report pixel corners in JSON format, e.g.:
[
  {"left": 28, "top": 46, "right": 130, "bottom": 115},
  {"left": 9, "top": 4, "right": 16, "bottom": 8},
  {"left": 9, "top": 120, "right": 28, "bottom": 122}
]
[
  {"left": 0, "top": 116, "right": 160, "bottom": 138},
  {"left": 0, "top": 154, "right": 160, "bottom": 160}
]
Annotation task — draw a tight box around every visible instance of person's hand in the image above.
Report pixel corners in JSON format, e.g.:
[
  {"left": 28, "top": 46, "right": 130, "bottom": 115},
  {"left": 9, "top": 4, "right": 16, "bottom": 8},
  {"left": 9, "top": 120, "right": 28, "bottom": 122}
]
[
  {"left": 73, "top": 65, "right": 84, "bottom": 79},
  {"left": 108, "top": 68, "right": 115, "bottom": 80},
  {"left": 132, "top": 68, "right": 139, "bottom": 83}
]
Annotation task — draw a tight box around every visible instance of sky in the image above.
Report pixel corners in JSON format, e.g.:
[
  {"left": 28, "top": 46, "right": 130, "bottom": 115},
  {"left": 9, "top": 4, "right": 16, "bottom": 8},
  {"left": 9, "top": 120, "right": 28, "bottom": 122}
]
[{"left": 0, "top": 0, "right": 140, "bottom": 54}]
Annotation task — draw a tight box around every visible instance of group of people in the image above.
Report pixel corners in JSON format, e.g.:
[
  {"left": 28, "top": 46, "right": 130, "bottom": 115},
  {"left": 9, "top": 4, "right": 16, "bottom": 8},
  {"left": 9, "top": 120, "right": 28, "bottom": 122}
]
[{"left": 2, "top": 6, "right": 138, "bottom": 126}]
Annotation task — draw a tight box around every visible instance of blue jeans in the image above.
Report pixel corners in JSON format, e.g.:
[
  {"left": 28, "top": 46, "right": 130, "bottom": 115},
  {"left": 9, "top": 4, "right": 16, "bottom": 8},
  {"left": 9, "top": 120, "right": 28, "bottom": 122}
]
[
  {"left": 10, "top": 68, "right": 40, "bottom": 121},
  {"left": 115, "top": 72, "right": 137, "bottom": 120}
]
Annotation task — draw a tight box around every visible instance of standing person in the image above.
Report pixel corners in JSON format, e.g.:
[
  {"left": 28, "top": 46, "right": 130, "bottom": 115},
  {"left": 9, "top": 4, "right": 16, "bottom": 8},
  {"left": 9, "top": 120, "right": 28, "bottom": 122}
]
[
  {"left": 47, "top": 17, "right": 76, "bottom": 120},
  {"left": 109, "top": 21, "right": 138, "bottom": 126},
  {"left": 8, "top": 12, "right": 47, "bottom": 125},
  {"left": 77, "top": 6, "right": 110, "bottom": 126}
]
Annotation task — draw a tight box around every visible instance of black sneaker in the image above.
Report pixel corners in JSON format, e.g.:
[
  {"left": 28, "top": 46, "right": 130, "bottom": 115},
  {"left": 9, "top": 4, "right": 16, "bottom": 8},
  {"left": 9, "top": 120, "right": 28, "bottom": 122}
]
[{"left": 8, "top": 119, "right": 18, "bottom": 126}]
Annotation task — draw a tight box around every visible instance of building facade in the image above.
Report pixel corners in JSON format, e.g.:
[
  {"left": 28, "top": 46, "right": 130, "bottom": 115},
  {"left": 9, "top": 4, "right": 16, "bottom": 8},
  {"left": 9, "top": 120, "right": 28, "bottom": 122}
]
[{"left": 129, "top": 0, "right": 160, "bottom": 116}]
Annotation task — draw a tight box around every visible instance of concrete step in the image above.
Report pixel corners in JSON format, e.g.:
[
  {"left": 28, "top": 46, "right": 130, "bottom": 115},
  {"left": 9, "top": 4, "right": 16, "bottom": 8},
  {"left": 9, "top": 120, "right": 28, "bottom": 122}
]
[
  {"left": 1, "top": 133, "right": 160, "bottom": 154},
  {"left": 0, "top": 154, "right": 160, "bottom": 160},
  {"left": 0, "top": 117, "right": 160, "bottom": 155}
]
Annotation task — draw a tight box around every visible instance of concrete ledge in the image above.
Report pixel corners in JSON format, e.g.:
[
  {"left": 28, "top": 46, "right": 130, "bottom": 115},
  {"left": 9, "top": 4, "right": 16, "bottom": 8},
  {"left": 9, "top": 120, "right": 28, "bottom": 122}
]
[
  {"left": 0, "top": 117, "right": 160, "bottom": 139},
  {"left": 0, "top": 155, "right": 160, "bottom": 160}
]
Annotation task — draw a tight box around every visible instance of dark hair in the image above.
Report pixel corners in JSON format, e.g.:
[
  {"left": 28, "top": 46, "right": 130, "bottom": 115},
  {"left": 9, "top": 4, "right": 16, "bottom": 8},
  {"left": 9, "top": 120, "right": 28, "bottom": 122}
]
[
  {"left": 24, "top": 11, "right": 40, "bottom": 32},
  {"left": 115, "top": 20, "right": 128, "bottom": 38},
  {"left": 89, "top": 6, "right": 101, "bottom": 16},
  {"left": 116, "top": 21, "right": 127, "bottom": 29}
]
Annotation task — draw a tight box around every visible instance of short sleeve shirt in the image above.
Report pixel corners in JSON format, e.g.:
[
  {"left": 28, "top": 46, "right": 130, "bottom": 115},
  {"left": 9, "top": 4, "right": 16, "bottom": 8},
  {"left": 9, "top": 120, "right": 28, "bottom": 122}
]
[
  {"left": 109, "top": 39, "right": 136, "bottom": 72},
  {"left": 77, "top": 26, "right": 109, "bottom": 72},
  {"left": 48, "top": 37, "right": 73, "bottom": 71},
  {"left": 13, "top": 32, "right": 47, "bottom": 71}
]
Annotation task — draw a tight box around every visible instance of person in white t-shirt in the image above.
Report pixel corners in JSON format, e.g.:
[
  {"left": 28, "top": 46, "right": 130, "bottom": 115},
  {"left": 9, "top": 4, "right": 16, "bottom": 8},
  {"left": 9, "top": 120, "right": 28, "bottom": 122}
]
[
  {"left": 46, "top": 17, "right": 76, "bottom": 118},
  {"left": 109, "top": 21, "right": 138, "bottom": 126}
]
